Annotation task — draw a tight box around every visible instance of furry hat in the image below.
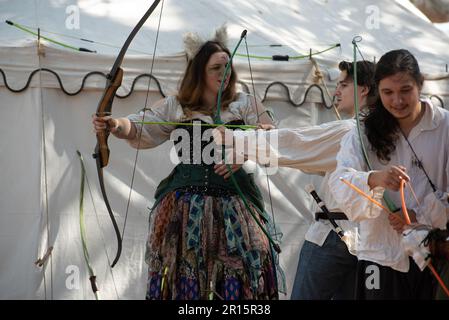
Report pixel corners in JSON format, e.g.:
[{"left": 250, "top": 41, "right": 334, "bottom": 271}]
[{"left": 183, "top": 24, "right": 228, "bottom": 61}]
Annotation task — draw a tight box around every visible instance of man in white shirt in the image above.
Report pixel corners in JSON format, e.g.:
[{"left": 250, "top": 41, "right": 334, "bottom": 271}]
[{"left": 289, "top": 60, "right": 375, "bottom": 299}]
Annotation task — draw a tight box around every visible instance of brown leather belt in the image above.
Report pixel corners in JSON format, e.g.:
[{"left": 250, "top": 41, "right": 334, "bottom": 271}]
[{"left": 315, "top": 211, "right": 348, "bottom": 221}]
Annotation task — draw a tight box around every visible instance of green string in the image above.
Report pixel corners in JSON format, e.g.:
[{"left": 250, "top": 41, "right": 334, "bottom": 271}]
[
  {"left": 214, "top": 31, "right": 281, "bottom": 255},
  {"left": 234, "top": 43, "right": 340, "bottom": 60},
  {"left": 352, "top": 40, "right": 397, "bottom": 212},
  {"left": 6, "top": 20, "right": 96, "bottom": 53},
  {"left": 214, "top": 32, "right": 247, "bottom": 124},
  {"left": 132, "top": 120, "right": 257, "bottom": 130}
]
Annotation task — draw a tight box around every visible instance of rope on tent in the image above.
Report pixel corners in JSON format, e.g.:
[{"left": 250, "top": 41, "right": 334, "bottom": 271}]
[
  {"left": 261, "top": 82, "right": 334, "bottom": 109},
  {"left": 310, "top": 57, "right": 341, "bottom": 120},
  {"left": 1, "top": 67, "right": 446, "bottom": 110},
  {"left": 0, "top": 68, "right": 166, "bottom": 97},
  {"left": 430, "top": 95, "right": 446, "bottom": 109},
  {"left": 0, "top": 66, "right": 332, "bottom": 110}
]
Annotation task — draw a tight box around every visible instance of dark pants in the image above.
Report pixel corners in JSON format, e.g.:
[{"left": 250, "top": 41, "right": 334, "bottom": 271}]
[
  {"left": 355, "top": 259, "right": 435, "bottom": 299},
  {"left": 291, "top": 231, "right": 358, "bottom": 300},
  {"left": 435, "top": 261, "right": 449, "bottom": 300}
]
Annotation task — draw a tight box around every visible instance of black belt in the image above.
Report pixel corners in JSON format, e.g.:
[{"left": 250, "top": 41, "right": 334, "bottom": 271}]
[{"left": 315, "top": 211, "right": 348, "bottom": 221}]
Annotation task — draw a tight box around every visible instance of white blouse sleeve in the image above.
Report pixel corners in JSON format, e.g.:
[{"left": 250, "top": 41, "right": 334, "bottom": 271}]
[
  {"left": 410, "top": 108, "right": 449, "bottom": 229},
  {"left": 126, "top": 96, "right": 179, "bottom": 149},
  {"left": 233, "top": 119, "right": 355, "bottom": 174},
  {"left": 412, "top": 159, "right": 449, "bottom": 229},
  {"left": 237, "top": 93, "right": 270, "bottom": 125},
  {"left": 328, "top": 127, "right": 386, "bottom": 222}
]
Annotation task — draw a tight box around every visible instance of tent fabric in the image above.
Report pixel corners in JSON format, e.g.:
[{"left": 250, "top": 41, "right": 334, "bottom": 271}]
[
  {"left": 1, "top": 42, "right": 331, "bottom": 299},
  {"left": 1, "top": 0, "right": 449, "bottom": 299},
  {"left": 2, "top": 0, "right": 449, "bottom": 69}
]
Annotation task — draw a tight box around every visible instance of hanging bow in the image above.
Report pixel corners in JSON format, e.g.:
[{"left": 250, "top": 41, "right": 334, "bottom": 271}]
[{"left": 92, "top": 0, "right": 162, "bottom": 268}]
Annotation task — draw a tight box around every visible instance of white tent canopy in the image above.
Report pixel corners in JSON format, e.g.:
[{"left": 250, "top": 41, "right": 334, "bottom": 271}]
[{"left": 1, "top": 0, "right": 448, "bottom": 299}]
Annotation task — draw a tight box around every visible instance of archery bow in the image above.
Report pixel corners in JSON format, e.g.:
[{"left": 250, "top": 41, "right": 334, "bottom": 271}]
[
  {"left": 351, "top": 37, "right": 398, "bottom": 212},
  {"left": 92, "top": 0, "right": 162, "bottom": 268},
  {"left": 214, "top": 30, "right": 281, "bottom": 253}
]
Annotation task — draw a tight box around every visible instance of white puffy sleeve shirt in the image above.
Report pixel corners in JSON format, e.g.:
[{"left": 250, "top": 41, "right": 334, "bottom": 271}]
[
  {"left": 233, "top": 119, "right": 355, "bottom": 174},
  {"left": 233, "top": 119, "right": 359, "bottom": 250},
  {"left": 125, "top": 92, "right": 263, "bottom": 149},
  {"left": 329, "top": 100, "right": 449, "bottom": 272}
]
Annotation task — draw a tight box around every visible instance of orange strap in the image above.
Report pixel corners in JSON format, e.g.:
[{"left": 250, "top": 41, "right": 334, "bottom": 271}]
[
  {"left": 399, "top": 180, "right": 412, "bottom": 225},
  {"left": 340, "top": 177, "right": 449, "bottom": 297},
  {"left": 339, "top": 178, "right": 391, "bottom": 213}
]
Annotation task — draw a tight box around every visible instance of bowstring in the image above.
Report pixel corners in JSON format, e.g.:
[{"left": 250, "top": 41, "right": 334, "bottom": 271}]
[
  {"left": 243, "top": 37, "right": 280, "bottom": 244},
  {"left": 121, "top": 0, "right": 165, "bottom": 245},
  {"left": 351, "top": 37, "right": 398, "bottom": 212}
]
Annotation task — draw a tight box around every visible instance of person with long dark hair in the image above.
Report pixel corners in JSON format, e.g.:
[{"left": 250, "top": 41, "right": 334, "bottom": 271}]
[
  {"left": 329, "top": 49, "right": 449, "bottom": 299},
  {"left": 93, "top": 26, "right": 279, "bottom": 300}
]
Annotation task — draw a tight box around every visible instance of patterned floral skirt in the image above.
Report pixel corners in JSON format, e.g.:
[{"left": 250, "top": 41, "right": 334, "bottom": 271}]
[{"left": 145, "top": 189, "right": 279, "bottom": 300}]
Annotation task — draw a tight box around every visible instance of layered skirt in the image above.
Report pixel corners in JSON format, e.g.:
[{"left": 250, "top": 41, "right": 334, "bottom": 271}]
[{"left": 145, "top": 189, "right": 279, "bottom": 300}]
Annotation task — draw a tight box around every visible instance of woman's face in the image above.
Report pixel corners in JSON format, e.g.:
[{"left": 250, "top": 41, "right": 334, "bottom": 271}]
[
  {"left": 378, "top": 72, "right": 421, "bottom": 121},
  {"left": 204, "top": 51, "right": 231, "bottom": 96}
]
